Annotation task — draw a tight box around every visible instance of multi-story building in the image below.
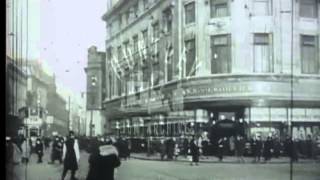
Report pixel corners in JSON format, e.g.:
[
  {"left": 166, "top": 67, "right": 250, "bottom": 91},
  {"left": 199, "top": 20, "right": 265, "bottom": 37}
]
[
  {"left": 46, "top": 80, "right": 69, "bottom": 136},
  {"left": 6, "top": 56, "right": 28, "bottom": 137},
  {"left": 85, "top": 46, "right": 106, "bottom": 136},
  {"left": 101, "top": 0, "right": 320, "bottom": 139}
]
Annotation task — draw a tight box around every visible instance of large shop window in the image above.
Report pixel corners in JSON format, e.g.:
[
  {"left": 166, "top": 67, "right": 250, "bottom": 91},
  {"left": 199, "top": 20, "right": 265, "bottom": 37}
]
[
  {"left": 301, "top": 35, "right": 319, "bottom": 74},
  {"left": 300, "top": 0, "right": 318, "bottom": 18},
  {"left": 253, "top": 0, "right": 272, "bottom": 16},
  {"left": 185, "top": 2, "right": 195, "bottom": 24},
  {"left": 211, "top": 35, "right": 231, "bottom": 74},
  {"left": 210, "top": 0, "right": 229, "bottom": 18},
  {"left": 185, "top": 39, "right": 196, "bottom": 77},
  {"left": 253, "top": 33, "right": 273, "bottom": 73}
]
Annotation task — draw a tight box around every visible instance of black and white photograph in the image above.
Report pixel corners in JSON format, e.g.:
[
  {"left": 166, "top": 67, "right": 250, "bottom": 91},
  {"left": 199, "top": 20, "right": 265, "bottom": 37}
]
[{"left": 5, "top": 0, "right": 320, "bottom": 180}]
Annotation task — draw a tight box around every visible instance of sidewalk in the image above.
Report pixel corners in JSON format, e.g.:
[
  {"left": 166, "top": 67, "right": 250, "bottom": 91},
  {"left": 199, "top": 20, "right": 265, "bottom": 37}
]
[{"left": 130, "top": 153, "right": 320, "bottom": 164}]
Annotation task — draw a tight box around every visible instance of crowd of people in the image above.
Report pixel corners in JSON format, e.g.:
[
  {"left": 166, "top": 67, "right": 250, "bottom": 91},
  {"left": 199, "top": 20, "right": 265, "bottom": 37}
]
[
  {"left": 6, "top": 131, "right": 122, "bottom": 180},
  {"left": 6, "top": 131, "right": 320, "bottom": 179},
  {"left": 142, "top": 134, "right": 320, "bottom": 164}
]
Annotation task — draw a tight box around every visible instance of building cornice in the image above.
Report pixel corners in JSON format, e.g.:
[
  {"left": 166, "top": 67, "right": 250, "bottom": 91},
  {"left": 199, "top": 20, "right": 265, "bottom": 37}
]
[
  {"left": 102, "top": 0, "right": 127, "bottom": 21},
  {"left": 105, "top": 0, "right": 167, "bottom": 44}
]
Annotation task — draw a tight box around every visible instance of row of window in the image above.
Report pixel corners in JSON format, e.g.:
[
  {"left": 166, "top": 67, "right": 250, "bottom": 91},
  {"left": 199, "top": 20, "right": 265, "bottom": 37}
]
[
  {"left": 107, "top": 34, "right": 319, "bottom": 99},
  {"left": 185, "top": 0, "right": 319, "bottom": 25},
  {"left": 208, "top": 34, "right": 319, "bottom": 74},
  {"left": 108, "top": 0, "right": 163, "bottom": 36}
]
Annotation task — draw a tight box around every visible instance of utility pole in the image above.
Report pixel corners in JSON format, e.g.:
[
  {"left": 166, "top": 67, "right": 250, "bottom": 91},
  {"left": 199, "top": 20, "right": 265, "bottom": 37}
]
[{"left": 68, "top": 96, "right": 71, "bottom": 132}]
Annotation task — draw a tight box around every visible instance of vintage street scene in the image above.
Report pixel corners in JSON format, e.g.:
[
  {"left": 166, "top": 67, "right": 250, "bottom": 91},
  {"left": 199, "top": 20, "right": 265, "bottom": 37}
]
[{"left": 5, "top": 0, "right": 320, "bottom": 180}]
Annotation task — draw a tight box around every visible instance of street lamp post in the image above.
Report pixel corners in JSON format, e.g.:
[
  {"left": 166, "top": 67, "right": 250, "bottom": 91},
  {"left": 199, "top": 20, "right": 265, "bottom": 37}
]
[
  {"left": 89, "top": 75, "right": 97, "bottom": 137},
  {"left": 68, "top": 96, "right": 71, "bottom": 132}
]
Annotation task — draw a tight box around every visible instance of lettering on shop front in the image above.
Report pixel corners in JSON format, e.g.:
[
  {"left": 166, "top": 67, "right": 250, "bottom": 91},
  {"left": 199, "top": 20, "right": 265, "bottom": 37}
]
[
  {"left": 184, "top": 85, "right": 252, "bottom": 96},
  {"left": 121, "top": 90, "right": 165, "bottom": 108}
]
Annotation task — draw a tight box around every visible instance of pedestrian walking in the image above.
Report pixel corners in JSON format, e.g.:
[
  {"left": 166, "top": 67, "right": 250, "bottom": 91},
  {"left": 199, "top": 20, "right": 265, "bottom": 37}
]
[
  {"left": 235, "top": 135, "right": 245, "bottom": 163},
  {"left": 21, "top": 137, "right": 31, "bottom": 164},
  {"left": 182, "top": 137, "right": 189, "bottom": 158},
  {"left": 292, "top": 138, "right": 299, "bottom": 162},
  {"left": 306, "top": 135, "right": 313, "bottom": 159},
  {"left": 273, "top": 137, "right": 281, "bottom": 158},
  {"left": 61, "top": 131, "right": 80, "bottom": 180},
  {"left": 29, "top": 136, "right": 37, "bottom": 155},
  {"left": 159, "top": 139, "right": 166, "bottom": 161},
  {"left": 263, "top": 136, "right": 273, "bottom": 162},
  {"left": 167, "top": 138, "right": 175, "bottom": 160},
  {"left": 44, "top": 136, "right": 51, "bottom": 150},
  {"left": 123, "top": 138, "right": 130, "bottom": 160},
  {"left": 49, "top": 136, "right": 63, "bottom": 164},
  {"left": 229, "top": 136, "right": 235, "bottom": 156},
  {"left": 174, "top": 143, "right": 180, "bottom": 160},
  {"left": 189, "top": 136, "right": 200, "bottom": 166},
  {"left": 86, "top": 141, "right": 121, "bottom": 180},
  {"left": 251, "top": 135, "right": 262, "bottom": 163},
  {"left": 6, "top": 136, "right": 25, "bottom": 180},
  {"left": 35, "top": 137, "right": 44, "bottom": 163},
  {"left": 217, "top": 138, "right": 224, "bottom": 162}
]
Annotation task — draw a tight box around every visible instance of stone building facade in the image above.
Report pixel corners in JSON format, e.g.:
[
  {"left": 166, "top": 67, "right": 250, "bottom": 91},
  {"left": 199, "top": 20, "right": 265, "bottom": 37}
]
[{"left": 101, "top": 0, "right": 320, "bottom": 139}]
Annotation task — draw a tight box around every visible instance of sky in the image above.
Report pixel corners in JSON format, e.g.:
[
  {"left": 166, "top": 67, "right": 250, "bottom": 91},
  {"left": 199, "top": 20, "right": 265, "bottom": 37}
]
[{"left": 31, "top": 0, "right": 107, "bottom": 95}]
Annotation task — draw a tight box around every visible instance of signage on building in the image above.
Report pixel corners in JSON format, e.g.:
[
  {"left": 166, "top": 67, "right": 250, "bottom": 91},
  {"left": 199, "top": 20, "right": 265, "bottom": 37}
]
[
  {"left": 46, "top": 116, "right": 54, "bottom": 124},
  {"left": 250, "top": 108, "right": 320, "bottom": 122},
  {"left": 25, "top": 116, "right": 42, "bottom": 126}
]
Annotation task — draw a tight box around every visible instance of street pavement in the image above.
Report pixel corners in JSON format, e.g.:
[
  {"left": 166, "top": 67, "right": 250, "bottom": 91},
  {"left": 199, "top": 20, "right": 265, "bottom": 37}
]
[
  {"left": 130, "top": 153, "right": 320, "bottom": 164},
  {"left": 21, "top": 149, "right": 320, "bottom": 180}
]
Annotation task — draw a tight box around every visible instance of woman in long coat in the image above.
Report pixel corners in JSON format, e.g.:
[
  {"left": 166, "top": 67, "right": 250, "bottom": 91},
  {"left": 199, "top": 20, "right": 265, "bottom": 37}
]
[{"left": 61, "top": 131, "right": 80, "bottom": 180}]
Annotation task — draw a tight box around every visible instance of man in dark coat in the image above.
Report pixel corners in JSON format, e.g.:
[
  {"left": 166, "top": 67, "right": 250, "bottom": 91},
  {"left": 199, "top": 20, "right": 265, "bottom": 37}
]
[
  {"left": 217, "top": 138, "right": 224, "bottom": 162},
  {"left": 273, "top": 137, "right": 281, "bottom": 158},
  {"left": 44, "top": 136, "right": 51, "bottom": 150},
  {"left": 251, "top": 136, "right": 262, "bottom": 162},
  {"left": 49, "top": 135, "right": 63, "bottom": 164},
  {"left": 159, "top": 139, "right": 166, "bottom": 161},
  {"left": 182, "top": 137, "right": 189, "bottom": 158},
  {"left": 35, "top": 137, "right": 44, "bottom": 163},
  {"left": 263, "top": 136, "right": 273, "bottom": 162},
  {"left": 61, "top": 131, "right": 80, "bottom": 180},
  {"left": 235, "top": 135, "right": 245, "bottom": 163},
  {"left": 190, "top": 137, "right": 200, "bottom": 166},
  {"left": 167, "top": 138, "right": 175, "bottom": 160},
  {"left": 86, "top": 141, "right": 121, "bottom": 180},
  {"left": 306, "top": 135, "right": 313, "bottom": 159}
]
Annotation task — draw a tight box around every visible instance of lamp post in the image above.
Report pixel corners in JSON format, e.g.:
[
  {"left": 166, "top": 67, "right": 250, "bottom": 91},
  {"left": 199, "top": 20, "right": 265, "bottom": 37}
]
[
  {"left": 89, "top": 75, "right": 97, "bottom": 137},
  {"left": 68, "top": 96, "right": 71, "bottom": 132}
]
